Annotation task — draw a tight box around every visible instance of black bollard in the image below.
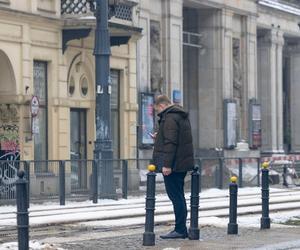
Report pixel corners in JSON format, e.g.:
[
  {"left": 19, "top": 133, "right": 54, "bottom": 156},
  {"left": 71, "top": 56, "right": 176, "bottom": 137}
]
[
  {"left": 143, "top": 164, "right": 156, "bottom": 246},
  {"left": 189, "top": 166, "right": 200, "bottom": 240},
  {"left": 227, "top": 176, "right": 238, "bottom": 235},
  {"left": 261, "top": 162, "right": 270, "bottom": 229},
  {"left": 16, "top": 170, "right": 29, "bottom": 250}
]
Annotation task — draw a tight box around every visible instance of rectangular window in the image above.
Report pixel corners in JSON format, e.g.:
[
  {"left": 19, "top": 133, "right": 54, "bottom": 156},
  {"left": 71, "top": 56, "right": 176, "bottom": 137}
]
[
  {"left": 33, "top": 61, "right": 48, "bottom": 172},
  {"left": 110, "top": 69, "right": 120, "bottom": 159}
]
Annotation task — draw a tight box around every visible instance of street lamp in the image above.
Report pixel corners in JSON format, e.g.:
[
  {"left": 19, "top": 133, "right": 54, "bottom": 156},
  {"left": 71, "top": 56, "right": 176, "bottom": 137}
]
[{"left": 88, "top": 0, "right": 120, "bottom": 199}]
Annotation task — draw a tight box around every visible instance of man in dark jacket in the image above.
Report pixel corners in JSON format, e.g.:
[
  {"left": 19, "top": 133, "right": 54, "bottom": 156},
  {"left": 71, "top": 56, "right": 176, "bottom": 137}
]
[{"left": 152, "top": 95, "right": 194, "bottom": 239}]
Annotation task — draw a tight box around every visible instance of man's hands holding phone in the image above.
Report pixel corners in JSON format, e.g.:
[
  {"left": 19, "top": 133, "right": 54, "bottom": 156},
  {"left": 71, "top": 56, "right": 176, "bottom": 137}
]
[{"left": 162, "top": 167, "right": 172, "bottom": 176}]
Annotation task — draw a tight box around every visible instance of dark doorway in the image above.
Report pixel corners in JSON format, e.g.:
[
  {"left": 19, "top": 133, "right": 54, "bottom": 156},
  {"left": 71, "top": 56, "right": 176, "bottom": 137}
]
[{"left": 70, "top": 109, "right": 87, "bottom": 190}]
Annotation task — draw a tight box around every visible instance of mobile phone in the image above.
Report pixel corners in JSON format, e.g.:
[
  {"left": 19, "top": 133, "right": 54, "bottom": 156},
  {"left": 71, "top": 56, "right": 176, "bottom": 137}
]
[{"left": 148, "top": 132, "right": 155, "bottom": 138}]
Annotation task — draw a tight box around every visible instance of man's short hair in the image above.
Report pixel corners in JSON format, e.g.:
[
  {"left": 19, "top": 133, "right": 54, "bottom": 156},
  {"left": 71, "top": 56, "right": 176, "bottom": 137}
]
[{"left": 155, "top": 95, "right": 172, "bottom": 106}]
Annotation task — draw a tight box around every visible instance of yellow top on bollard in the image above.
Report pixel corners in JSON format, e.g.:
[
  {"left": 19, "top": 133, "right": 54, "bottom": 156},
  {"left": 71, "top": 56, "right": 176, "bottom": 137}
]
[
  {"left": 262, "top": 161, "right": 270, "bottom": 169},
  {"left": 230, "top": 176, "right": 237, "bottom": 183},
  {"left": 148, "top": 164, "right": 156, "bottom": 172}
]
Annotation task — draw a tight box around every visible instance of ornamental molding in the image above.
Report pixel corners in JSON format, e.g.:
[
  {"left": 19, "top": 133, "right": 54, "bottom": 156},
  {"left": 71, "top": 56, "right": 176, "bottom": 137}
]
[{"left": 258, "top": 0, "right": 300, "bottom": 16}]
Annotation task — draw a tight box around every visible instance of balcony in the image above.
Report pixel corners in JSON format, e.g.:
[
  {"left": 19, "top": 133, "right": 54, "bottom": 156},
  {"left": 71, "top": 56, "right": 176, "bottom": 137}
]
[{"left": 61, "top": 0, "right": 136, "bottom": 22}]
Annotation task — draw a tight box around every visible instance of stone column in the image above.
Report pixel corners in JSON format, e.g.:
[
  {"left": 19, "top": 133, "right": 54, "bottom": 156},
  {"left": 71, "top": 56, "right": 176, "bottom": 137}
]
[
  {"left": 161, "top": 0, "right": 183, "bottom": 100},
  {"left": 222, "top": 9, "right": 233, "bottom": 99},
  {"left": 257, "top": 29, "right": 284, "bottom": 153},
  {"left": 289, "top": 43, "right": 300, "bottom": 152},
  {"left": 276, "top": 31, "right": 284, "bottom": 152},
  {"left": 246, "top": 15, "right": 258, "bottom": 100}
]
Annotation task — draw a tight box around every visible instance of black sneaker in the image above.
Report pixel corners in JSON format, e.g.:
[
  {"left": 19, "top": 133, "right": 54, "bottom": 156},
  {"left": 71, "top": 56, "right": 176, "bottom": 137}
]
[{"left": 160, "top": 230, "right": 188, "bottom": 239}]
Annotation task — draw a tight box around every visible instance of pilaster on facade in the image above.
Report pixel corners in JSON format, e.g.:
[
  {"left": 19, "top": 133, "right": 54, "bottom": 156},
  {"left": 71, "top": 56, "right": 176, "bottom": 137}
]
[
  {"left": 161, "top": 0, "right": 183, "bottom": 99},
  {"left": 246, "top": 15, "right": 258, "bottom": 100},
  {"left": 221, "top": 8, "right": 233, "bottom": 99},
  {"left": 258, "top": 29, "right": 284, "bottom": 153},
  {"left": 288, "top": 43, "right": 300, "bottom": 153}
]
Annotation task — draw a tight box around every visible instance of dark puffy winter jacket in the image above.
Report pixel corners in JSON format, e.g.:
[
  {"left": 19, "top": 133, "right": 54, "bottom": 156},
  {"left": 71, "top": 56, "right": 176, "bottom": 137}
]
[{"left": 152, "top": 105, "right": 194, "bottom": 172}]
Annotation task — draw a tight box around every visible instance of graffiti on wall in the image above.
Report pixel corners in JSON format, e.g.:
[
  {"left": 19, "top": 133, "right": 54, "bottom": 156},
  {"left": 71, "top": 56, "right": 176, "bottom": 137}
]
[
  {"left": 0, "top": 104, "right": 20, "bottom": 199},
  {"left": 0, "top": 104, "right": 20, "bottom": 160}
]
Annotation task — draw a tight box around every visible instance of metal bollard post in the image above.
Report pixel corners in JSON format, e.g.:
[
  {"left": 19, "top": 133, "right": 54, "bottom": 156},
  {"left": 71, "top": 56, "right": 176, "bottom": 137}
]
[
  {"left": 92, "top": 160, "right": 98, "bottom": 203},
  {"left": 122, "top": 160, "right": 128, "bottom": 199},
  {"left": 261, "top": 161, "right": 270, "bottom": 229},
  {"left": 238, "top": 158, "right": 243, "bottom": 188},
  {"left": 143, "top": 164, "right": 156, "bottom": 246},
  {"left": 228, "top": 176, "right": 238, "bottom": 235},
  {"left": 59, "top": 160, "right": 65, "bottom": 206},
  {"left": 16, "top": 170, "right": 29, "bottom": 250},
  {"left": 189, "top": 166, "right": 200, "bottom": 240}
]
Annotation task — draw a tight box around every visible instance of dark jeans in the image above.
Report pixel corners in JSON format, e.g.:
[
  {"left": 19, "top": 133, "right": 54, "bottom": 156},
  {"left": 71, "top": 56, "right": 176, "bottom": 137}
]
[{"left": 163, "top": 171, "right": 187, "bottom": 234}]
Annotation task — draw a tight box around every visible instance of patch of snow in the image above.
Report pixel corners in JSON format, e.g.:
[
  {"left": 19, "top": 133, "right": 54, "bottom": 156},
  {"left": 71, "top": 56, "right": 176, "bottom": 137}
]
[{"left": 0, "top": 241, "right": 64, "bottom": 250}]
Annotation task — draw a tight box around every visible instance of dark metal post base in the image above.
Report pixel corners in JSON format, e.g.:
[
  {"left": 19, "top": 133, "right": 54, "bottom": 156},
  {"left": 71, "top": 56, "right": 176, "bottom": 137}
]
[
  {"left": 188, "top": 228, "right": 200, "bottom": 240},
  {"left": 227, "top": 223, "right": 238, "bottom": 234},
  {"left": 143, "top": 232, "right": 155, "bottom": 246},
  {"left": 260, "top": 217, "right": 271, "bottom": 229}
]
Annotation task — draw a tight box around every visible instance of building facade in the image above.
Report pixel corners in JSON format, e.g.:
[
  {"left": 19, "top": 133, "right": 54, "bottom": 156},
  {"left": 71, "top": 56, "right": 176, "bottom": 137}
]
[
  {"left": 1, "top": 0, "right": 300, "bottom": 196},
  {"left": 137, "top": 0, "right": 300, "bottom": 163},
  {"left": 0, "top": 0, "right": 141, "bottom": 195}
]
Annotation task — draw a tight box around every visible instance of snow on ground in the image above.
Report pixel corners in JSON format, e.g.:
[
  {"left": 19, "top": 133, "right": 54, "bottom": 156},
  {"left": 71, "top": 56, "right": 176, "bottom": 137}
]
[
  {"left": 0, "top": 241, "right": 64, "bottom": 250},
  {"left": 0, "top": 187, "right": 285, "bottom": 213}
]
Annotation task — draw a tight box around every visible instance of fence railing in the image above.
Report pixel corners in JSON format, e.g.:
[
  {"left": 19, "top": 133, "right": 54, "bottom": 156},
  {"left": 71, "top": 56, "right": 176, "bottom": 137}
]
[{"left": 0, "top": 157, "right": 299, "bottom": 205}]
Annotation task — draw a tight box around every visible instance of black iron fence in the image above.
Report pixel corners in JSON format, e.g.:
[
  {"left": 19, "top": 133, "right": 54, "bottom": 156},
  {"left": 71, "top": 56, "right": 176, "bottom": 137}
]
[{"left": 1, "top": 157, "right": 300, "bottom": 205}]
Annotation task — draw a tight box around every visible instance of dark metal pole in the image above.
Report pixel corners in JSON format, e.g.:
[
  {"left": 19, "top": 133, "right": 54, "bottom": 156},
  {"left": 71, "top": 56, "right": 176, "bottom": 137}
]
[
  {"left": 122, "top": 160, "right": 128, "bottom": 199},
  {"left": 238, "top": 158, "right": 243, "bottom": 188},
  {"left": 227, "top": 176, "right": 238, "bottom": 235},
  {"left": 261, "top": 162, "right": 270, "bottom": 229},
  {"left": 16, "top": 170, "right": 29, "bottom": 250},
  {"left": 257, "top": 158, "right": 260, "bottom": 187},
  {"left": 59, "top": 160, "right": 66, "bottom": 206},
  {"left": 283, "top": 164, "right": 288, "bottom": 187},
  {"left": 143, "top": 165, "right": 156, "bottom": 246},
  {"left": 189, "top": 166, "right": 200, "bottom": 240},
  {"left": 93, "top": 0, "right": 116, "bottom": 199},
  {"left": 92, "top": 160, "right": 98, "bottom": 203}
]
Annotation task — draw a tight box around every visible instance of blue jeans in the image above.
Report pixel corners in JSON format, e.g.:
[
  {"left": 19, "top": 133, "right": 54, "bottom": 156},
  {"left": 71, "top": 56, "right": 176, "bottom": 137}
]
[{"left": 163, "top": 171, "right": 187, "bottom": 234}]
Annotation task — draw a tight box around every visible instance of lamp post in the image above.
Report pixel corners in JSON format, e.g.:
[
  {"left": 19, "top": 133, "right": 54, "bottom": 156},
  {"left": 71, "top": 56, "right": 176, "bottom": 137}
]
[{"left": 89, "top": 0, "right": 117, "bottom": 199}]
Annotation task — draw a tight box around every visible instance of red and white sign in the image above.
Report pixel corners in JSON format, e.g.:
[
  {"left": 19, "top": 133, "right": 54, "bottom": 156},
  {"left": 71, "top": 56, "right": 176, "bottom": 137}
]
[{"left": 31, "top": 96, "right": 39, "bottom": 117}]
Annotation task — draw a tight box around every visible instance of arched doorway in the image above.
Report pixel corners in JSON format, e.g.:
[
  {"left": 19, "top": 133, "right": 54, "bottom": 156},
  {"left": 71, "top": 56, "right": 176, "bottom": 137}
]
[{"left": 0, "top": 50, "right": 18, "bottom": 161}]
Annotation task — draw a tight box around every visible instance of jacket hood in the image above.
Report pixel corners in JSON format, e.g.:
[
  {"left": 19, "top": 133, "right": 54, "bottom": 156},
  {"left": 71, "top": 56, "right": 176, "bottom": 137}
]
[{"left": 158, "top": 104, "right": 189, "bottom": 118}]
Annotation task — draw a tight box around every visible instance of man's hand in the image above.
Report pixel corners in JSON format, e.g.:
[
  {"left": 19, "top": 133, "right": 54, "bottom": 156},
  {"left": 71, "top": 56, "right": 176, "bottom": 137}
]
[{"left": 162, "top": 167, "right": 172, "bottom": 176}]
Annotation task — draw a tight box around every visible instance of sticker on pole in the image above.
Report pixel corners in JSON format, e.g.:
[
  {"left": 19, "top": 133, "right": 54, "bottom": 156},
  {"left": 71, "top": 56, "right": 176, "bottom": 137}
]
[{"left": 31, "top": 96, "right": 40, "bottom": 117}]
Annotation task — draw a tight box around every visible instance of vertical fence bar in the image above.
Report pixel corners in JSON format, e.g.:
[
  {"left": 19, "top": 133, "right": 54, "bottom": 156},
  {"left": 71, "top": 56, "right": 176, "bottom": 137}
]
[
  {"left": 198, "top": 159, "right": 202, "bottom": 193},
  {"left": 59, "top": 160, "right": 65, "bottom": 206},
  {"left": 238, "top": 158, "right": 243, "bottom": 188},
  {"left": 16, "top": 170, "right": 29, "bottom": 250},
  {"left": 122, "top": 160, "right": 128, "bottom": 199},
  {"left": 92, "top": 160, "right": 98, "bottom": 203},
  {"left": 24, "top": 161, "right": 30, "bottom": 208},
  {"left": 218, "top": 158, "right": 223, "bottom": 189},
  {"left": 257, "top": 158, "right": 260, "bottom": 187},
  {"left": 189, "top": 166, "right": 200, "bottom": 240}
]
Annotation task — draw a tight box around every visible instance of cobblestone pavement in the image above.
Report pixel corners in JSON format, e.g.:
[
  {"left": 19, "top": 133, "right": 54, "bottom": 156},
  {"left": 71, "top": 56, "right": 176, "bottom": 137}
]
[{"left": 41, "top": 224, "right": 300, "bottom": 250}]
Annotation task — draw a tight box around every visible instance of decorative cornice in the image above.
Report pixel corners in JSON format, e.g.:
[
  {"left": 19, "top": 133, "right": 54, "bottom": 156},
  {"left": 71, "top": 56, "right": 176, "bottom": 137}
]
[{"left": 258, "top": 0, "right": 300, "bottom": 16}]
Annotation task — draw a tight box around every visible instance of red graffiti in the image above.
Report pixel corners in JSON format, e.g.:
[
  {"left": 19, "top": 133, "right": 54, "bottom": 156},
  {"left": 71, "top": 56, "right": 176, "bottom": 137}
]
[{"left": 1, "top": 140, "right": 19, "bottom": 152}]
